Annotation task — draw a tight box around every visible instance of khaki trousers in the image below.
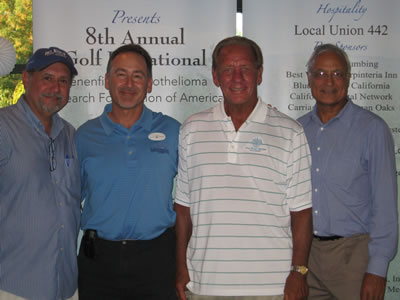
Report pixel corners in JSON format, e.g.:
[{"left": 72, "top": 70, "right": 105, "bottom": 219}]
[
  {"left": 307, "top": 234, "right": 369, "bottom": 300},
  {"left": 185, "top": 290, "right": 283, "bottom": 300}
]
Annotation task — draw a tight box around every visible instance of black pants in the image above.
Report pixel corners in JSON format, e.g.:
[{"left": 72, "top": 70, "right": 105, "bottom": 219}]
[{"left": 78, "top": 228, "right": 177, "bottom": 300}]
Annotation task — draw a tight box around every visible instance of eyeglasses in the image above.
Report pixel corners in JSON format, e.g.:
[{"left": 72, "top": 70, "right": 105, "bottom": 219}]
[
  {"left": 48, "top": 138, "right": 56, "bottom": 172},
  {"left": 311, "top": 70, "right": 347, "bottom": 81}
]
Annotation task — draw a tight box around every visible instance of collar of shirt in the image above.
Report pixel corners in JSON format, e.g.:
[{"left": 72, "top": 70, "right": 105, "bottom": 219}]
[
  {"left": 18, "top": 96, "right": 64, "bottom": 139},
  {"left": 213, "top": 97, "right": 267, "bottom": 123},
  {"left": 99, "top": 103, "right": 153, "bottom": 135},
  {"left": 310, "top": 97, "right": 356, "bottom": 129}
]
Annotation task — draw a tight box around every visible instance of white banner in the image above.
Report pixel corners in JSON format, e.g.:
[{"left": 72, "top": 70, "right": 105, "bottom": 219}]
[
  {"left": 243, "top": 1, "right": 400, "bottom": 299},
  {"left": 33, "top": 0, "right": 236, "bottom": 127}
]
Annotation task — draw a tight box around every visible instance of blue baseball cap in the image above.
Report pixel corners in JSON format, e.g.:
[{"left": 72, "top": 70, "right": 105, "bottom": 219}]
[{"left": 26, "top": 47, "right": 78, "bottom": 76}]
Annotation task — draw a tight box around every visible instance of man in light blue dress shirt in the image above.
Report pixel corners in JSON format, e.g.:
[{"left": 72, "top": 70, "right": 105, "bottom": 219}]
[
  {"left": 298, "top": 44, "right": 398, "bottom": 300},
  {"left": 0, "top": 47, "right": 80, "bottom": 300}
]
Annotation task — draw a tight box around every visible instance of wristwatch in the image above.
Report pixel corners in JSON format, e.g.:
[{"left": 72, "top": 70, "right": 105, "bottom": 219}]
[{"left": 291, "top": 265, "right": 308, "bottom": 275}]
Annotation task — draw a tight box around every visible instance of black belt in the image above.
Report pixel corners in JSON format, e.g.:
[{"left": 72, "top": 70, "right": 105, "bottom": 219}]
[
  {"left": 82, "top": 229, "right": 137, "bottom": 259},
  {"left": 82, "top": 228, "right": 173, "bottom": 258},
  {"left": 313, "top": 234, "right": 343, "bottom": 241}
]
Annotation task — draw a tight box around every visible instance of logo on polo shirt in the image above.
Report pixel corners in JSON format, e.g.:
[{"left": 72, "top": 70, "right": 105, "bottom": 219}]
[
  {"left": 247, "top": 137, "right": 266, "bottom": 152},
  {"left": 149, "top": 132, "right": 169, "bottom": 154}
]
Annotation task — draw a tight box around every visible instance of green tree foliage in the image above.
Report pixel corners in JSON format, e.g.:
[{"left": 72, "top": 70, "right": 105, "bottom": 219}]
[{"left": 0, "top": 0, "right": 32, "bottom": 108}]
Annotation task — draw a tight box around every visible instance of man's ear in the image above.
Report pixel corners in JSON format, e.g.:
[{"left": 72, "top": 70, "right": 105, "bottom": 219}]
[
  {"left": 147, "top": 77, "right": 153, "bottom": 93},
  {"left": 105, "top": 73, "right": 109, "bottom": 90},
  {"left": 212, "top": 69, "right": 220, "bottom": 87},
  {"left": 306, "top": 72, "right": 312, "bottom": 88},
  {"left": 257, "top": 66, "right": 263, "bottom": 85},
  {"left": 345, "top": 73, "right": 351, "bottom": 88},
  {"left": 22, "top": 70, "right": 29, "bottom": 88}
]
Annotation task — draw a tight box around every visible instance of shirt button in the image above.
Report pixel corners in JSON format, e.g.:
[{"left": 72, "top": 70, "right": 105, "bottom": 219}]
[
  {"left": 314, "top": 210, "right": 318, "bottom": 214},
  {"left": 122, "top": 241, "right": 127, "bottom": 245},
  {"left": 128, "top": 151, "right": 133, "bottom": 155},
  {"left": 320, "top": 127, "right": 324, "bottom": 131},
  {"left": 314, "top": 188, "right": 318, "bottom": 193},
  {"left": 316, "top": 168, "right": 320, "bottom": 172},
  {"left": 314, "top": 230, "right": 318, "bottom": 234},
  {"left": 317, "top": 147, "right": 321, "bottom": 151}
]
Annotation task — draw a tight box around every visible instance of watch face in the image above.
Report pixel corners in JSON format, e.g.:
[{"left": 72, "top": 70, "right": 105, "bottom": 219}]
[
  {"left": 298, "top": 266, "right": 308, "bottom": 275},
  {"left": 293, "top": 265, "right": 308, "bottom": 275}
]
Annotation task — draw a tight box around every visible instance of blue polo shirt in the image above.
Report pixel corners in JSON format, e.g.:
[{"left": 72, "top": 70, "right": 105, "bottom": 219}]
[{"left": 76, "top": 104, "right": 180, "bottom": 240}]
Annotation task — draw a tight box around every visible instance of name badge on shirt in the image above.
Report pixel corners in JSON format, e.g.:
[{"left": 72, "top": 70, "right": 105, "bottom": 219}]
[{"left": 148, "top": 132, "right": 166, "bottom": 141}]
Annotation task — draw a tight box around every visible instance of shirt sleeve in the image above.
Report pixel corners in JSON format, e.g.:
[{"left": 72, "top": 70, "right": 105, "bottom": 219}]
[
  {"left": 286, "top": 127, "right": 313, "bottom": 212},
  {"left": 0, "top": 118, "right": 11, "bottom": 167},
  {"left": 175, "top": 124, "right": 190, "bottom": 207},
  {"left": 366, "top": 118, "right": 398, "bottom": 277}
]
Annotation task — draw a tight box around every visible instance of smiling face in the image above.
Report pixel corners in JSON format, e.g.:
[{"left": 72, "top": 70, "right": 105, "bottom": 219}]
[
  {"left": 307, "top": 51, "right": 350, "bottom": 110},
  {"left": 23, "top": 62, "right": 71, "bottom": 122},
  {"left": 212, "top": 44, "right": 262, "bottom": 109},
  {"left": 105, "top": 52, "right": 152, "bottom": 112}
]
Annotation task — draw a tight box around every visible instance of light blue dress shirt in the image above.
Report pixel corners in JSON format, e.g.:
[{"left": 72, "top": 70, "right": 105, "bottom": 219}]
[
  {"left": 76, "top": 104, "right": 180, "bottom": 240},
  {"left": 0, "top": 97, "right": 81, "bottom": 300},
  {"left": 298, "top": 99, "right": 398, "bottom": 277}
]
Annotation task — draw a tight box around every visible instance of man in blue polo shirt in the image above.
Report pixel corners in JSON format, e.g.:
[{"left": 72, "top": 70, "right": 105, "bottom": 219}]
[{"left": 75, "top": 44, "right": 180, "bottom": 299}]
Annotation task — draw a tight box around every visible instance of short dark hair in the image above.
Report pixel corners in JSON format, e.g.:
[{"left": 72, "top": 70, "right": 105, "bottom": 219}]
[
  {"left": 212, "top": 36, "right": 263, "bottom": 70},
  {"left": 306, "top": 43, "right": 351, "bottom": 75},
  {"left": 106, "top": 44, "right": 152, "bottom": 77}
]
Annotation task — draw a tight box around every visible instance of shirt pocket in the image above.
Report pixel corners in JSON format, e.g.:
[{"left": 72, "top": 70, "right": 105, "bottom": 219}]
[
  {"left": 326, "top": 157, "right": 360, "bottom": 190},
  {"left": 60, "top": 155, "right": 81, "bottom": 200}
]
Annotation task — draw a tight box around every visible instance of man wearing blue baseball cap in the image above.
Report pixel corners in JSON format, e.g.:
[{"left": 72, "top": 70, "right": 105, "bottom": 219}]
[{"left": 0, "top": 47, "right": 80, "bottom": 300}]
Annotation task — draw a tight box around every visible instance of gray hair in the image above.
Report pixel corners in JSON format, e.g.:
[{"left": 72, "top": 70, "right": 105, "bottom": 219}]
[{"left": 306, "top": 44, "right": 351, "bottom": 75}]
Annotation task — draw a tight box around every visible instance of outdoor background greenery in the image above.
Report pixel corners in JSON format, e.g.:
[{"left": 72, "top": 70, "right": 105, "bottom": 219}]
[{"left": 0, "top": 0, "right": 32, "bottom": 108}]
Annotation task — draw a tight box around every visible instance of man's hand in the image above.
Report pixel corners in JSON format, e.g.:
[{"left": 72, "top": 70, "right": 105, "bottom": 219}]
[
  {"left": 284, "top": 271, "right": 308, "bottom": 300},
  {"left": 176, "top": 265, "right": 190, "bottom": 300},
  {"left": 285, "top": 208, "right": 312, "bottom": 300},
  {"left": 360, "top": 273, "right": 386, "bottom": 300}
]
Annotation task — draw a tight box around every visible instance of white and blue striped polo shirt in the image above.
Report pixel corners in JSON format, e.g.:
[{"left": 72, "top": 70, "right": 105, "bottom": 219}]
[{"left": 175, "top": 99, "right": 312, "bottom": 296}]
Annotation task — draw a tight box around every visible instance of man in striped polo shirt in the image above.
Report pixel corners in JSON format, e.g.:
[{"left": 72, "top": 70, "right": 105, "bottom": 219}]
[{"left": 175, "top": 36, "right": 313, "bottom": 300}]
